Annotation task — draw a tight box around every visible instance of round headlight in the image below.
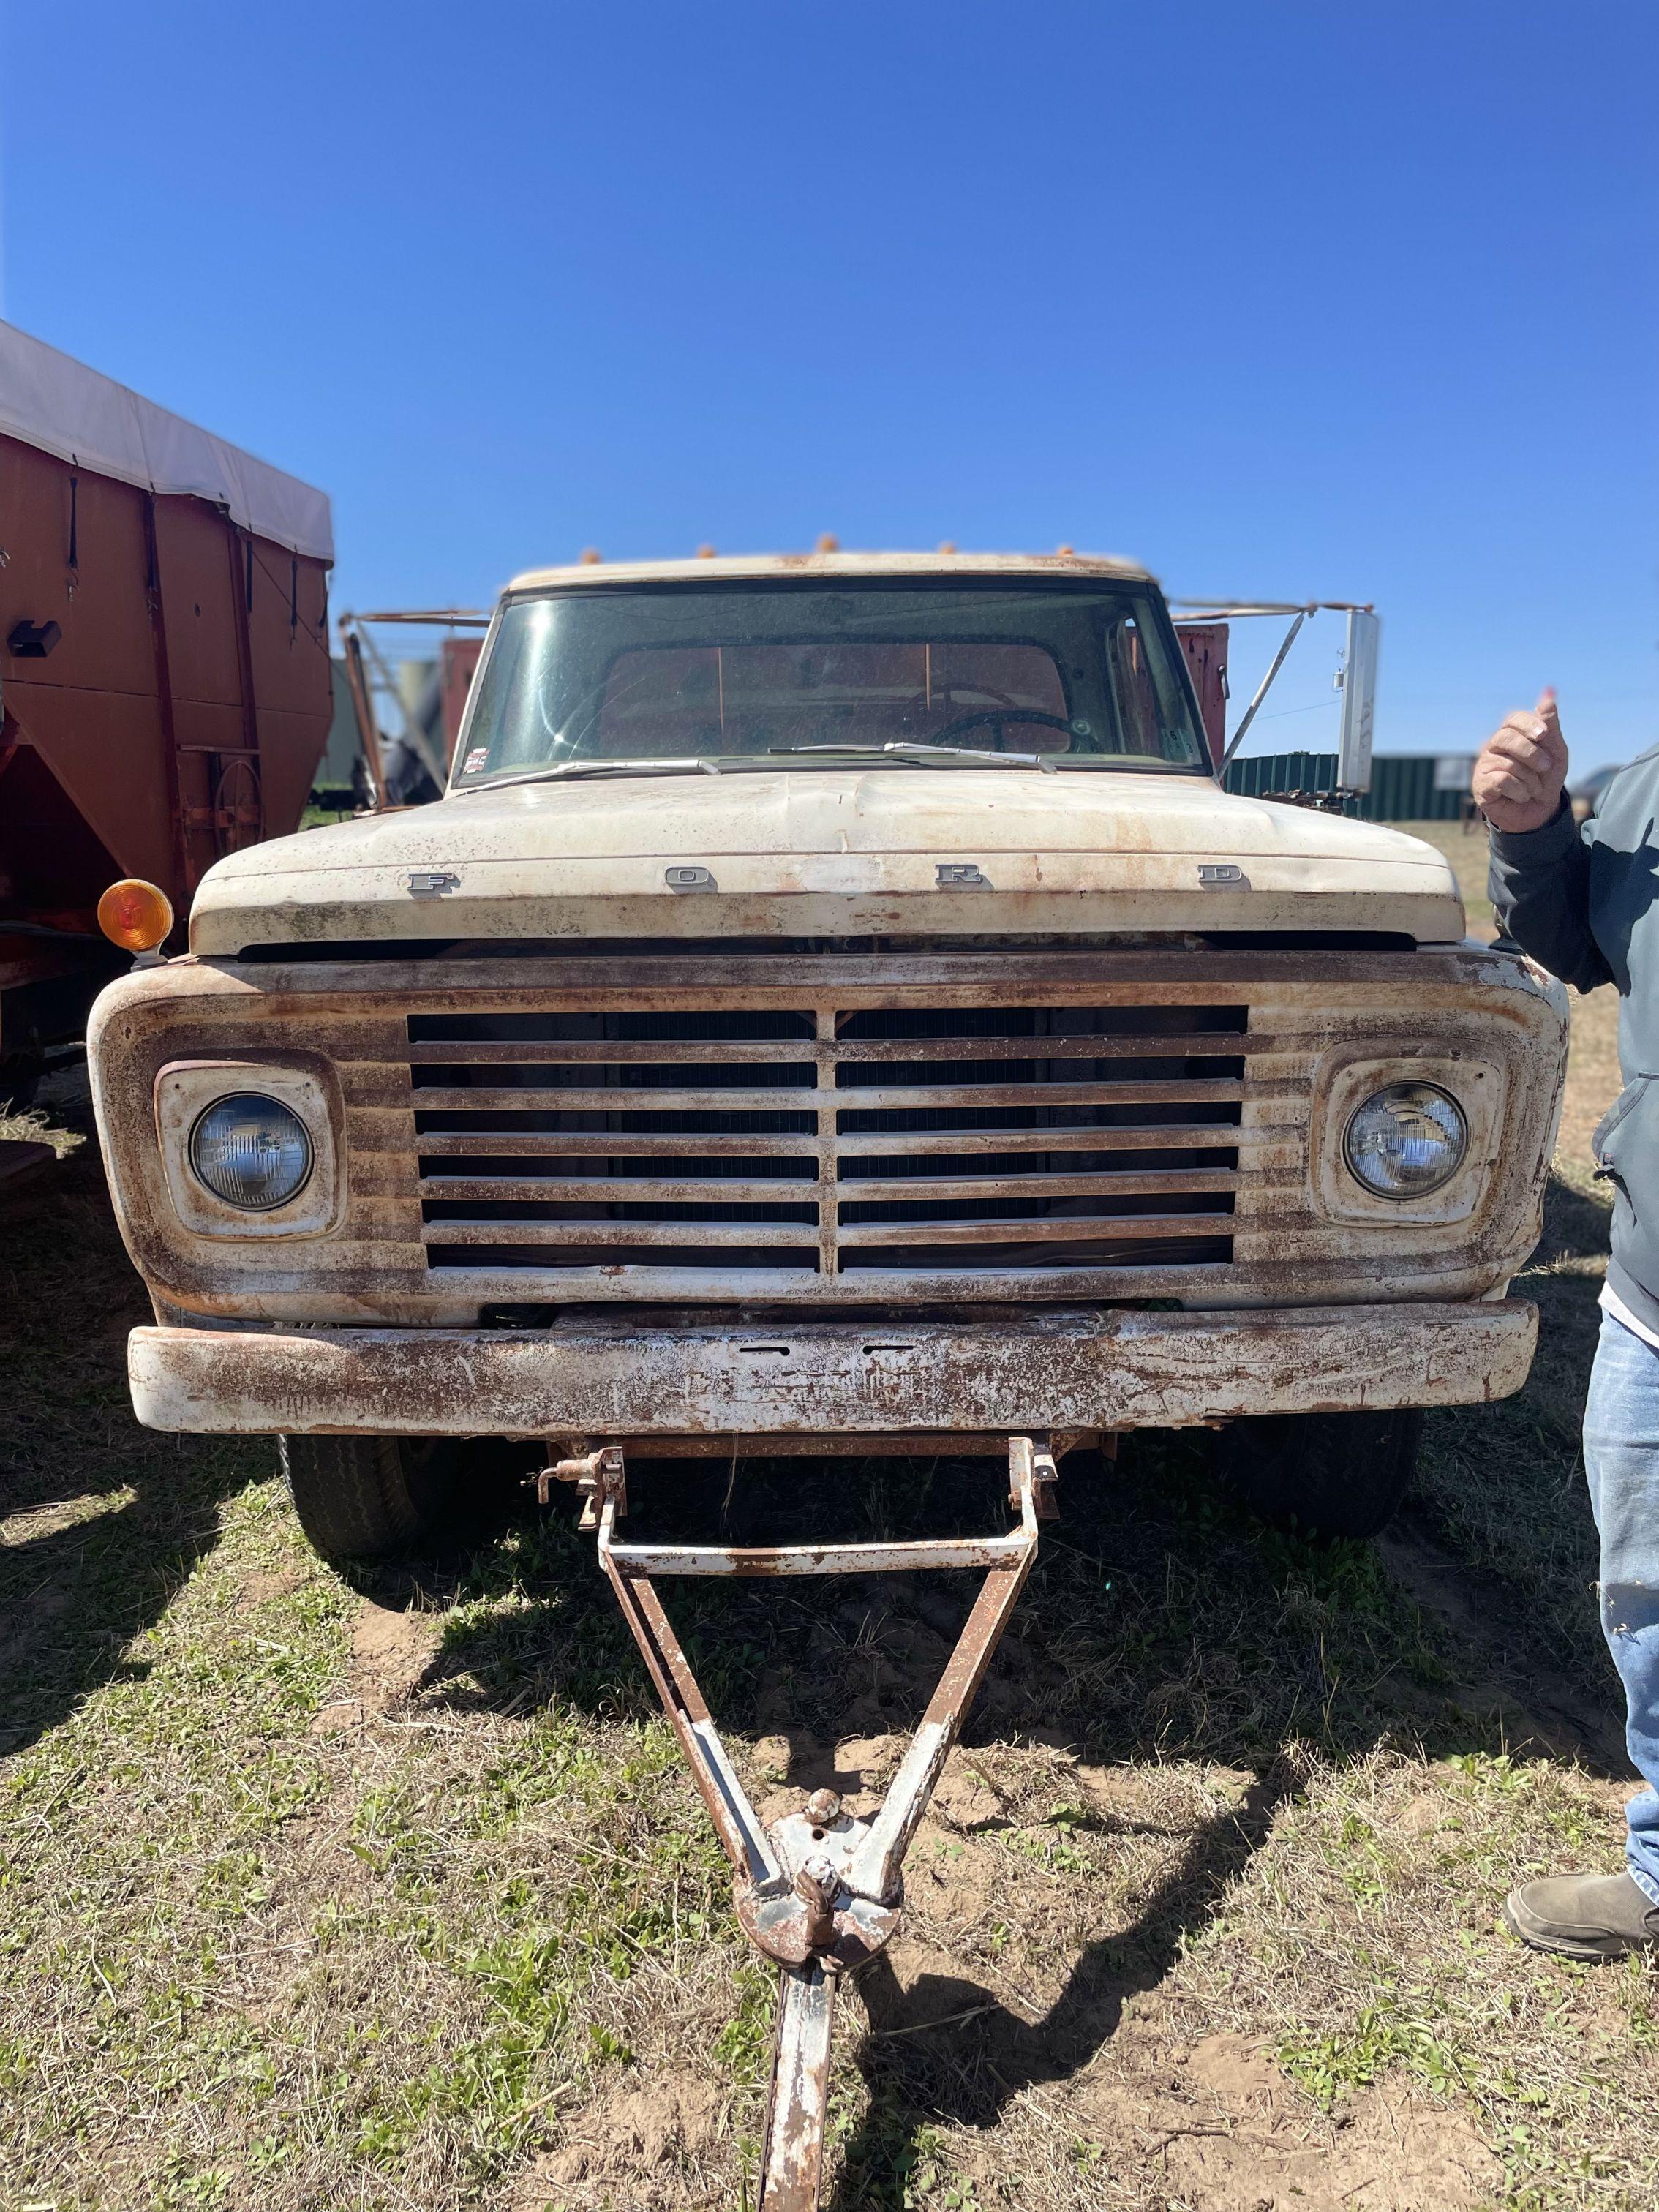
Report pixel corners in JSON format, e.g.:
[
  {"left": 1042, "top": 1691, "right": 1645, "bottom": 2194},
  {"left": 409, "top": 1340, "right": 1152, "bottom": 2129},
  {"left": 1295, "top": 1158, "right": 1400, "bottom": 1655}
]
[
  {"left": 1343, "top": 1083, "right": 1467, "bottom": 1199},
  {"left": 188, "top": 1093, "right": 314, "bottom": 1211}
]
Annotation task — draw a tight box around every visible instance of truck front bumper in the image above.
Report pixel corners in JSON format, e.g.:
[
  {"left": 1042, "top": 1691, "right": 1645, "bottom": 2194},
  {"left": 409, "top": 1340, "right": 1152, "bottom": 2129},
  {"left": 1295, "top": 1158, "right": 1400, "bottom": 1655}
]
[{"left": 128, "top": 1299, "right": 1537, "bottom": 1442}]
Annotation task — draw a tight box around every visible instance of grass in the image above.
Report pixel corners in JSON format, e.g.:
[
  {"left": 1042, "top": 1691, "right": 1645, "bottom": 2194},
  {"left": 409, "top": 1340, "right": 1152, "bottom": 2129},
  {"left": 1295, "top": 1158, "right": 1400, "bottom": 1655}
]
[
  {"left": 0, "top": 862, "right": 1645, "bottom": 2211},
  {"left": 0, "top": 1105, "right": 85, "bottom": 1160}
]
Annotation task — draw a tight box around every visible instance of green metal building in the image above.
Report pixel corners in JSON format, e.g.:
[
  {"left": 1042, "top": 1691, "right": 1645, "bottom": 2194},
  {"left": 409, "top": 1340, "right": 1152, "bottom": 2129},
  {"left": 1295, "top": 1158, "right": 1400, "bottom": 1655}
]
[{"left": 1224, "top": 752, "right": 1475, "bottom": 821}]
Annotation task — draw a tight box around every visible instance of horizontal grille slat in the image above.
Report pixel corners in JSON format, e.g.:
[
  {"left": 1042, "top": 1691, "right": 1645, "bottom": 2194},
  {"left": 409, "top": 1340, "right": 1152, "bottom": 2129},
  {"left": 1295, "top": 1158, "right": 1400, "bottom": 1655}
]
[
  {"left": 409, "top": 1009, "right": 817, "bottom": 1041},
  {"left": 406, "top": 1037, "right": 816, "bottom": 1064},
  {"left": 840, "top": 1235, "right": 1234, "bottom": 1272},
  {"left": 832, "top": 1060, "right": 1244, "bottom": 1091},
  {"left": 407, "top": 997, "right": 1253, "bottom": 1282},
  {"left": 413, "top": 1064, "right": 819, "bottom": 1093},
  {"left": 426, "top": 1244, "right": 816, "bottom": 1272},
  {"left": 825, "top": 1031, "right": 1261, "bottom": 1064},
  {"left": 421, "top": 1217, "right": 819, "bottom": 1248},
  {"left": 413, "top": 1086, "right": 826, "bottom": 1114},
  {"left": 834, "top": 1004, "right": 1247, "bottom": 1039},
  {"left": 832, "top": 1080, "right": 1242, "bottom": 1112},
  {"left": 831, "top": 1122, "right": 1253, "bottom": 1156},
  {"left": 420, "top": 1176, "right": 820, "bottom": 1204},
  {"left": 836, "top": 1210, "right": 1233, "bottom": 1246},
  {"left": 415, "top": 1129, "right": 818, "bottom": 1158},
  {"left": 833, "top": 1168, "right": 1240, "bottom": 1202}
]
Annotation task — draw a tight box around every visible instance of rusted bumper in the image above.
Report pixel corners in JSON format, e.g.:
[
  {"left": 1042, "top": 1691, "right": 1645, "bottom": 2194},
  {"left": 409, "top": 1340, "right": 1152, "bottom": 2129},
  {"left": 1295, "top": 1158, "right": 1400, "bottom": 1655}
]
[{"left": 127, "top": 1300, "right": 1538, "bottom": 1440}]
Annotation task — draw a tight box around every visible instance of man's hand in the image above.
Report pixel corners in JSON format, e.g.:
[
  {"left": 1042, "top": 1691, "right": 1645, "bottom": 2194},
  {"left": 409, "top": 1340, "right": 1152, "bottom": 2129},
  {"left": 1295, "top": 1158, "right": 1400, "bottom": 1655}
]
[{"left": 1473, "top": 689, "right": 1568, "bottom": 834}]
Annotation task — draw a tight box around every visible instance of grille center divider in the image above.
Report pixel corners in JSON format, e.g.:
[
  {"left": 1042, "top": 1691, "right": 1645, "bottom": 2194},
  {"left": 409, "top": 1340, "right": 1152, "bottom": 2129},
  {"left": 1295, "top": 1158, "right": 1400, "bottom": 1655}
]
[{"left": 410, "top": 1000, "right": 1246, "bottom": 1278}]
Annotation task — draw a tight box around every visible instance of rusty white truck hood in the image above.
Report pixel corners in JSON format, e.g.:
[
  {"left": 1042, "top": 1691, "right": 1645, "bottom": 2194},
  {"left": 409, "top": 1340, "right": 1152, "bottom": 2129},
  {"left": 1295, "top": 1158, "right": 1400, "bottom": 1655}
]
[{"left": 190, "top": 769, "right": 1464, "bottom": 951}]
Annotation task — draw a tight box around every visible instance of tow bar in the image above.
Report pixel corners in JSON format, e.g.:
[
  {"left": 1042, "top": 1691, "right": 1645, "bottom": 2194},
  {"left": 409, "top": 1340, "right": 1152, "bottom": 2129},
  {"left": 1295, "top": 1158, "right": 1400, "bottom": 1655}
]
[{"left": 536, "top": 1436, "right": 1055, "bottom": 2211}]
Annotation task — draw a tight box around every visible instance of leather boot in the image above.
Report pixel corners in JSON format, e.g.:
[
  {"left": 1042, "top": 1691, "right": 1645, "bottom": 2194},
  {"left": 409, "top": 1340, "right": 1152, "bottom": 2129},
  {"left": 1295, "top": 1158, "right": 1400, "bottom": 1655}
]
[{"left": 1503, "top": 1870, "right": 1659, "bottom": 1960}]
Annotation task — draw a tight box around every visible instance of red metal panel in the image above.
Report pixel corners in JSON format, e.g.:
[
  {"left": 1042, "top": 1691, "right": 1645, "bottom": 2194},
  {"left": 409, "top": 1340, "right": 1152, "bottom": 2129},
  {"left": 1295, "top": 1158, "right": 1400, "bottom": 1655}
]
[
  {"left": 148, "top": 497, "right": 331, "bottom": 887},
  {"left": 1176, "top": 622, "right": 1230, "bottom": 768},
  {"left": 440, "top": 636, "right": 484, "bottom": 767},
  {"left": 246, "top": 535, "right": 331, "bottom": 718},
  {"left": 152, "top": 499, "right": 247, "bottom": 718},
  {"left": 0, "top": 433, "right": 176, "bottom": 897},
  {"left": 0, "top": 434, "right": 332, "bottom": 936},
  {"left": 0, "top": 432, "right": 157, "bottom": 693},
  {"left": 246, "top": 528, "right": 334, "bottom": 836}
]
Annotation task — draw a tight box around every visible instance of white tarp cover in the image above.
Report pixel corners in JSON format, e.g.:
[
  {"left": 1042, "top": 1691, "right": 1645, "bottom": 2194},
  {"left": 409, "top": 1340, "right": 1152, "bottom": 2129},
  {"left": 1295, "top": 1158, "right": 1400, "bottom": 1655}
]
[{"left": 0, "top": 318, "right": 333, "bottom": 563}]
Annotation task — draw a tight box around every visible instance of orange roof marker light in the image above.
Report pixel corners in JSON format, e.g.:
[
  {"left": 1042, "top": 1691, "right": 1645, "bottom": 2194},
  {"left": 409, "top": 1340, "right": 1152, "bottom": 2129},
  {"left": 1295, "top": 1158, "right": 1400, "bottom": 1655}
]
[
  {"left": 97, "top": 878, "right": 175, "bottom": 961},
  {"left": 578, "top": 547, "right": 603, "bottom": 565},
  {"left": 815, "top": 533, "right": 839, "bottom": 553},
  {"left": 696, "top": 543, "right": 717, "bottom": 559}
]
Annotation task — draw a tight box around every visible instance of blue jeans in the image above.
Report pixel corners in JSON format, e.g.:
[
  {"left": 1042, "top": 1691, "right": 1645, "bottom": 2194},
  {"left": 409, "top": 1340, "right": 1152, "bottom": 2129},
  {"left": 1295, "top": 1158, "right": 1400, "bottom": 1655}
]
[{"left": 1584, "top": 1309, "right": 1659, "bottom": 1901}]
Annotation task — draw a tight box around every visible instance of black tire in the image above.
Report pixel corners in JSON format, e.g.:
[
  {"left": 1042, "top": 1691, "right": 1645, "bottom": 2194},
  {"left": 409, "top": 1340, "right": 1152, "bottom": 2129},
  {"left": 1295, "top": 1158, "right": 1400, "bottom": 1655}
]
[
  {"left": 1214, "top": 1407, "right": 1423, "bottom": 1540},
  {"left": 279, "top": 1434, "right": 467, "bottom": 1562}
]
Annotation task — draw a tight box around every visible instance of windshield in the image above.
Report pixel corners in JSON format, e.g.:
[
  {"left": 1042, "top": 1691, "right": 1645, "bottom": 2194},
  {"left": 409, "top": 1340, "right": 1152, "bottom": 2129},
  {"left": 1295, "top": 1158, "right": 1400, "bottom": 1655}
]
[{"left": 453, "top": 579, "right": 1211, "bottom": 783}]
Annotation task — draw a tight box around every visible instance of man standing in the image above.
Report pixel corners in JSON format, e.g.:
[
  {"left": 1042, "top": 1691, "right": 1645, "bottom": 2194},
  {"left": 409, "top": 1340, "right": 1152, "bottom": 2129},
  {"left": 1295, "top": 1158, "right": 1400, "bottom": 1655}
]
[{"left": 1477, "top": 691, "right": 1659, "bottom": 1958}]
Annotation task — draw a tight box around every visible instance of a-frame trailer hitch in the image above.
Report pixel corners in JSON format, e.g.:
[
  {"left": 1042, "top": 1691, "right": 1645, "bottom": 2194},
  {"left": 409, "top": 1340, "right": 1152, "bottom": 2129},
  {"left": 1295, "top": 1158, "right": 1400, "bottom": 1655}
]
[{"left": 538, "top": 1437, "right": 1056, "bottom": 2210}]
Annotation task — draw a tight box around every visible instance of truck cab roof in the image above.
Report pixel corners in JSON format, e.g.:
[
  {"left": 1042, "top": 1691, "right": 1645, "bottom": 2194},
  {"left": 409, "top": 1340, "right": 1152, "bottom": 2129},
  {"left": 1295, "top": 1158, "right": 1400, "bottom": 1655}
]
[{"left": 506, "top": 549, "right": 1157, "bottom": 593}]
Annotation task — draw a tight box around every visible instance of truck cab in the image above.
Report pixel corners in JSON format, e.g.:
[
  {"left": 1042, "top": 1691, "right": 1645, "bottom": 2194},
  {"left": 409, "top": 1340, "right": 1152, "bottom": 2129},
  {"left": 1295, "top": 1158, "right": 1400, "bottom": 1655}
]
[{"left": 88, "top": 550, "right": 1568, "bottom": 1551}]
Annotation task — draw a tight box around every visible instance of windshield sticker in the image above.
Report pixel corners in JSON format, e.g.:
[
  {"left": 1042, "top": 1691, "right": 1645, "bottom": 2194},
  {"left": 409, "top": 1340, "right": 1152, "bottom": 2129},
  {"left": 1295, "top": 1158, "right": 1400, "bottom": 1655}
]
[{"left": 462, "top": 747, "right": 489, "bottom": 775}]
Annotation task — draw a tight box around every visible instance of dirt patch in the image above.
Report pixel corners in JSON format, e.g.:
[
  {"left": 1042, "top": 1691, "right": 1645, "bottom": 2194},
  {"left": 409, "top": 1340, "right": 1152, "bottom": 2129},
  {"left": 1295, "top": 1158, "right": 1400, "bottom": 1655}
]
[
  {"left": 519, "top": 2070, "right": 730, "bottom": 2209},
  {"left": 348, "top": 1599, "right": 442, "bottom": 1709},
  {"left": 904, "top": 1821, "right": 1003, "bottom": 1927},
  {"left": 309, "top": 1698, "right": 366, "bottom": 1737},
  {"left": 236, "top": 1568, "right": 306, "bottom": 1612},
  {"left": 1078, "top": 2034, "right": 1500, "bottom": 2211},
  {"left": 930, "top": 1759, "right": 1005, "bottom": 1829},
  {"left": 832, "top": 1731, "right": 903, "bottom": 1800}
]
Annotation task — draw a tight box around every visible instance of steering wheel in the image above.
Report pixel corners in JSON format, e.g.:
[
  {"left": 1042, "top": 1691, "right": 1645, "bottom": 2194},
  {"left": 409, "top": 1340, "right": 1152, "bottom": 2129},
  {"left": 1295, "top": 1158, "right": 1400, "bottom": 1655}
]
[{"left": 929, "top": 709, "right": 1079, "bottom": 751}]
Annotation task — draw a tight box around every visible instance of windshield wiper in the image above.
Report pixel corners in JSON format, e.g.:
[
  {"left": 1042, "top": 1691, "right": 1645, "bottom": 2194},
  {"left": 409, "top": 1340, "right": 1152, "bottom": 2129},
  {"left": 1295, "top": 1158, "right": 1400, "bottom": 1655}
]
[
  {"left": 766, "top": 742, "right": 1056, "bottom": 772},
  {"left": 457, "top": 756, "right": 729, "bottom": 793}
]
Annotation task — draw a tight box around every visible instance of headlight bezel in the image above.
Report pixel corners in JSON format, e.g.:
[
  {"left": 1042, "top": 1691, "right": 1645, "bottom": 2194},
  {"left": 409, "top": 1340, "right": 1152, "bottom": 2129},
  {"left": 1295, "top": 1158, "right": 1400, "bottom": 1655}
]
[
  {"left": 153, "top": 1058, "right": 342, "bottom": 1239},
  {"left": 1342, "top": 1080, "right": 1469, "bottom": 1200},
  {"left": 1310, "top": 1047, "right": 1500, "bottom": 1228}
]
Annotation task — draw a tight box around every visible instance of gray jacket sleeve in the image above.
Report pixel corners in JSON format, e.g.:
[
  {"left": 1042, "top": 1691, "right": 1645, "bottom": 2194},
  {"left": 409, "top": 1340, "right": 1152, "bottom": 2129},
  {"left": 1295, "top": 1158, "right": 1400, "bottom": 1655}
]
[{"left": 1487, "top": 800, "right": 1613, "bottom": 993}]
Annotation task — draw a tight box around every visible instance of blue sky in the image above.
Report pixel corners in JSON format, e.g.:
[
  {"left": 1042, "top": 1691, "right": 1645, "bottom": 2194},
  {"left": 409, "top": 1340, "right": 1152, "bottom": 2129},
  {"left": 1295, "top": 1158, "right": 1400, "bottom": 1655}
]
[{"left": 1, "top": 1, "right": 1652, "bottom": 767}]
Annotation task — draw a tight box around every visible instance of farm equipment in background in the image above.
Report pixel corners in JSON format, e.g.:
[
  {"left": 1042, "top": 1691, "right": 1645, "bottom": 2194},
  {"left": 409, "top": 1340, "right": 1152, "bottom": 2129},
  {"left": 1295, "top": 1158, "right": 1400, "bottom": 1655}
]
[
  {"left": 335, "top": 609, "right": 489, "bottom": 808},
  {"left": 0, "top": 317, "right": 334, "bottom": 1110}
]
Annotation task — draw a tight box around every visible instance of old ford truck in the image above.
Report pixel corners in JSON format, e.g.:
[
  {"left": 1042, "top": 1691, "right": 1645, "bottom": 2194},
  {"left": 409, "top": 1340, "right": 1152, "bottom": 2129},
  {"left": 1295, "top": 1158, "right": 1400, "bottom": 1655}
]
[{"left": 89, "top": 551, "right": 1568, "bottom": 1554}]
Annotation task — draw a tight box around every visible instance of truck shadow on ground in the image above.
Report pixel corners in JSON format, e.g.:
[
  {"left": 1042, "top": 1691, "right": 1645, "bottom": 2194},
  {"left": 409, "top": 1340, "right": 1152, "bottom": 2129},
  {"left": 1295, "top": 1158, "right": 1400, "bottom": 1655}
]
[
  {"left": 0, "top": 1132, "right": 257, "bottom": 1759},
  {"left": 830, "top": 1760, "right": 1297, "bottom": 2205}
]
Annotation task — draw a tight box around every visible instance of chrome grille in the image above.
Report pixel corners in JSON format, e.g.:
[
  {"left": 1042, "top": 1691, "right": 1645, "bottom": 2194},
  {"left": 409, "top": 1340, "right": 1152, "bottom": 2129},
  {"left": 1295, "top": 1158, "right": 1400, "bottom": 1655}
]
[{"left": 410, "top": 999, "right": 1249, "bottom": 1280}]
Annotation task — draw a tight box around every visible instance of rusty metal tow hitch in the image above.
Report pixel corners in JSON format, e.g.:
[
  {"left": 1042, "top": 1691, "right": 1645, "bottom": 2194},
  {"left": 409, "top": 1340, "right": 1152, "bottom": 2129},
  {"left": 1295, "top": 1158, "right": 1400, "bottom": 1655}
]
[{"left": 535, "top": 1436, "right": 1053, "bottom": 2210}]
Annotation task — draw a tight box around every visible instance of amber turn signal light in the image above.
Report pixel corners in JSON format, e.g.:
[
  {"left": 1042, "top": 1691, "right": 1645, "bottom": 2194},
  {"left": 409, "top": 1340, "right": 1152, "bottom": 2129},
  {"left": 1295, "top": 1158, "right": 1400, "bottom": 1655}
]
[{"left": 97, "top": 879, "right": 175, "bottom": 955}]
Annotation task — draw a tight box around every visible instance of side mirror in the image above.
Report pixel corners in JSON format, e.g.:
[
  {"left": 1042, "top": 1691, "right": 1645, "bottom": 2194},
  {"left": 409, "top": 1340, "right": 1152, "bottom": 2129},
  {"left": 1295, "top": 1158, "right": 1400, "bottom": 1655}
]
[{"left": 1336, "top": 610, "right": 1380, "bottom": 794}]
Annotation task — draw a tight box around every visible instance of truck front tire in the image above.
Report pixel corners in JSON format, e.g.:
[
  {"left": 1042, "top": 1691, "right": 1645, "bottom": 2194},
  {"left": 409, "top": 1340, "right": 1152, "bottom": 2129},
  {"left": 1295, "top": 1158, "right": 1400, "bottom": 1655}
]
[
  {"left": 1214, "top": 1407, "right": 1423, "bottom": 1540},
  {"left": 279, "top": 1434, "right": 466, "bottom": 1562}
]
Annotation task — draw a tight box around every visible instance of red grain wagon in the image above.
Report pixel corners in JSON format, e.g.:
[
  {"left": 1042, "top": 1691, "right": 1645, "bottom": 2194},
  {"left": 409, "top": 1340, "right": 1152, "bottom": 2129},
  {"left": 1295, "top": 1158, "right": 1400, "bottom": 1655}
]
[{"left": 0, "top": 320, "right": 334, "bottom": 1102}]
